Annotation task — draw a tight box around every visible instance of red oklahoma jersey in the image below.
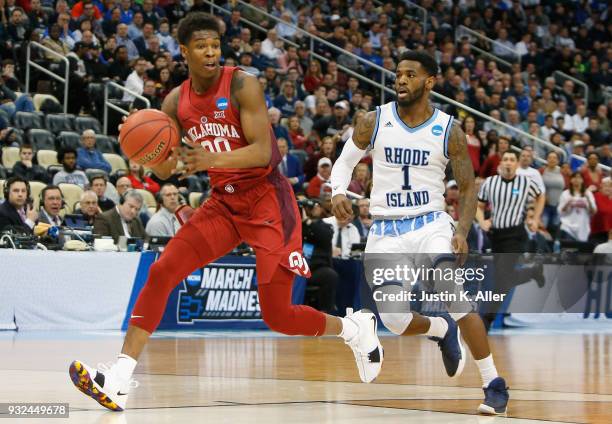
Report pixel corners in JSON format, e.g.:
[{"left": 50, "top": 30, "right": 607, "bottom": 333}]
[{"left": 176, "top": 66, "right": 280, "bottom": 193}]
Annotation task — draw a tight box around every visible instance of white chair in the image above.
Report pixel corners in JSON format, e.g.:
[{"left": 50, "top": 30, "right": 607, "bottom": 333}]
[
  {"left": 1, "top": 146, "right": 20, "bottom": 170},
  {"left": 58, "top": 183, "right": 84, "bottom": 214},
  {"left": 37, "top": 150, "right": 59, "bottom": 168},
  {"left": 103, "top": 153, "right": 128, "bottom": 174}
]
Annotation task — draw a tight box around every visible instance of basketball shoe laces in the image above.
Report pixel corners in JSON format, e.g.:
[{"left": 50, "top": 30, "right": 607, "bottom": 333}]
[{"left": 97, "top": 362, "right": 140, "bottom": 391}]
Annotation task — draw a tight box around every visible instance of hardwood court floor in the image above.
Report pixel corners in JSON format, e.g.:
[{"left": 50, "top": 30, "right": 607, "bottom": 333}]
[{"left": 0, "top": 329, "right": 610, "bottom": 423}]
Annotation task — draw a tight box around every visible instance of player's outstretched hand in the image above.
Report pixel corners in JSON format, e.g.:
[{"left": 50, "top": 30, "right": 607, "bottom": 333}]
[
  {"left": 117, "top": 108, "right": 138, "bottom": 134},
  {"left": 332, "top": 194, "right": 352, "bottom": 222},
  {"left": 451, "top": 233, "right": 468, "bottom": 266}
]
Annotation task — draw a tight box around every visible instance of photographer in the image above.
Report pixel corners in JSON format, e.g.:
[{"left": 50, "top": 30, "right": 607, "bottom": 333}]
[{"left": 300, "top": 198, "right": 338, "bottom": 315}]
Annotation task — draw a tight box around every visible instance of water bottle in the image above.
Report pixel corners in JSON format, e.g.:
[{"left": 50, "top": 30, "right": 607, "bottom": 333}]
[{"left": 553, "top": 239, "right": 561, "bottom": 253}]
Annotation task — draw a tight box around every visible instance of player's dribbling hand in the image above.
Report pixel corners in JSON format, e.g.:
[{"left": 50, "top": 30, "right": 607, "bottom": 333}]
[
  {"left": 451, "top": 233, "right": 468, "bottom": 266},
  {"left": 171, "top": 138, "right": 213, "bottom": 179},
  {"left": 332, "top": 194, "right": 352, "bottom": 221}
]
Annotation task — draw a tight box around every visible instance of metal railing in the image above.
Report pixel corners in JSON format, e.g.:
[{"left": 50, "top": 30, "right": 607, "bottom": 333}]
[
  {"left": 25, "top": 41, "right": 69, "bottom": 114},
  {"left": 553, "top": 71, "right": 589, "bottom": 106},
  {"left": 103, "top": 81, "right": 150, "bottom": 135},
  {"left": 455, "top": 25, "right": 519, "bottom": 70},
  {"left": 205, "top": 1, "right": 567, "bottom": 161}
]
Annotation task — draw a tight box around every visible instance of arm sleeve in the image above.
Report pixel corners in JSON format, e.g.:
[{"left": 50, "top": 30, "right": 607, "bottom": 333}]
[{"left": 329, "top": 137, "right": 367, "bottom": 197}]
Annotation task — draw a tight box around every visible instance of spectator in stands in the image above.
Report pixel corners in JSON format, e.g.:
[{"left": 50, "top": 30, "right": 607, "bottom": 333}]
[
  {"left": 76, "top": 129, "right": 112, "bottom": 174},
  {"left": 286, "top": 115, "right": 312, "bottom": 153},
  {"left": 71, "top": 0, "right": 102, "bottom": 21},
  {"left": 276, "top": 137, "right": 304, "bottom": 193},
  {"left": 133, "top": 22, "right": 155, "bottom": 56},
  {"left": 306, "top": 157, "right": 332, "bottom": 199},
  {"left": 38, "top": 185, "right": 64, "bottom": 226},
  {"left": 115, "top": 176, "right": 132, "bottom": 197},
  {"left": 12, "top": 144, "right": 48, "bottom": 183},
  {"left": 323, "top": 212, "right": 361, "bottom": 259},
  {"left": 145, "top": 183, "right": 180, "bottom": 236},
  {"left": 127, "top": 11, "right": 144, "bottom": 39},
  {"left": 5, "top": 8, "right": 29, "bottom": 50},
  {"left": 74, "top": 190, "right": 99, "bottom": 226},
  {"left": 347, "top": 163, "right": 371, "bottom": 197},
  {"left": 558, "top": 172, "right": 597, "bottom": 242},
  {"left": 479, "top": 136, "right": 510, "bottom": 178},
  {"left": 28, "top": 0, "right": 49, "bottom": 31},
  {"left": 591, "top": 177, "right": 612, "bottom": 246},
  {"left": 261, "top": 28, "right": 283, "bottom": 61},
  {"left": 141, "top": 0, "right": 161, "bottom": 28},
  {"left": 267, "top": 107, "right": 291, "bottom": 148},
  {"left": 0, "top": 176, "right": 36, "bottom": 233},
  {"left": 273, "top": 80, "right": 297, "bottom": 118},
  {"left": 303, "top": 60, "right": 323, "bottom": 93},
  {"left": 133, "top": 79, "right": 161, "bottom": 110},
  {"left": 238, "top": 52, "right": 259, "bottom": 77},
  {"left": 41, "top": 23, "right": 70, "bottom": 61},
  {"left": 540, "top": 151, "right": 565, "bottom": 237},
  {"left": 115, "top": 23, "right": 139, "bottom": 60},
  {"left": 127, "top": 160, "right": 160, "bottom": 194},
  {"left": 304, "top": 136, "right": 337, "bottom": 181},
  {"left": 53, "top": 148, "right": 89, "bottom": 188},
  {"left": 122, "top": 57, "right": 147, "bottom": 102},
  {"left": 463, "top": 116, "right": 483, "bottom": 174},
  {"left": 108, "top": 46, "right": 132, "bottom": 82},
  {"left": 581, "top": 153, "right": 604, "bottom": 191},
  {"left": 445, "top": 180, "right": 460, "bottom": 221},
  {"left": 586, "top": 117, "right": 608, "bottom": 148},
  {"left": 89, "top": 174, "right": 115, "bottom": 211},
  {"left": 353, "top": 198, "right": 372, "bottom": 240},
  {"left": 294, "top": 101, "right": 313, "bottom": 136},
  {"left": 313, "top": 101, "right": 350, "bottom": 139},
  {"left": 94, "top": 189, "right": 146, "bottom": 243},
  {"left": 517, "top": 147, "right": 546, "bottom": 194}
]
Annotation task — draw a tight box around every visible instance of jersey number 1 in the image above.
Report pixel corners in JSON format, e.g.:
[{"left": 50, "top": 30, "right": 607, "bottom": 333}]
[{"left": 402, "top": 165, "right": 412, "bottom": 190}]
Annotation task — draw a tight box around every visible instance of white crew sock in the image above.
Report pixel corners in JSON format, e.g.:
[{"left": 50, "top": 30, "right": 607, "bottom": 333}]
[
  {"left": 338, "top": 317, "right": 359, "bottom": 341},
  {"left": 425, "top": 316, "right": 448, "bottom": 338},
  {"left": 475, "top": 354, "right": 499, "bottom": 388},
  {"left": 115, "top": 354, "right": 137, "bottom": 381}
]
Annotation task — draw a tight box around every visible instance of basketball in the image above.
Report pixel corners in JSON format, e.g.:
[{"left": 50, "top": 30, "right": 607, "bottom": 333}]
[{"left": 119, "top": 109, "right": 180, "bottom": 167}]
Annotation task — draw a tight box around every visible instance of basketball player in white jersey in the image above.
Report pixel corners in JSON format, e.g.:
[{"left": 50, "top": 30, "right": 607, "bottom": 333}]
[{"left": 330, "top": 51, "right": 509, "bottom": 415}]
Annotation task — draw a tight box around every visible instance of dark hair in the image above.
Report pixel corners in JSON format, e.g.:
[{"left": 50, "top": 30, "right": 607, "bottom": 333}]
[
  {"left": 501, "top": 150, "right": 520, "bottom": 160},
  {"left": 58, "top": 147, "right": 77, "bottom": 163},
  {"left": 89, "top": 174, "right": 107, "bottom": 185},
  {"left": 41, "top": 185, "right": 62, "bottom": 202},
  {"left": 397, "top": 51, "right": 439, "bottom": 76},
  {"left": 177, "top": 12, "right": 220, "bottom": 45},
  {"left": 19, "top": 143, "right": 34, "bottom": 152},
  {"left": 569, "top": 171, "right": 586, "bottom": 196},
  {"left": 5, "top": 176, "right": 29, "bottom": 196}
]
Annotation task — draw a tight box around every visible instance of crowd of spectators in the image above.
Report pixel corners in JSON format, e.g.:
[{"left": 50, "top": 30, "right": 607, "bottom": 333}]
[{"left": 0, "top": 0, "right": 610, "bottom": 260}]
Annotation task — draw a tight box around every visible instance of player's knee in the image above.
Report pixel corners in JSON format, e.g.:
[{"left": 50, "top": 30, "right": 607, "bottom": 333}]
[
  {"left": 379, "top": 312, "right": 413, "bottom": 335},
  {"left": 146, "top": 260, "right": 178, "bottom": 294}
]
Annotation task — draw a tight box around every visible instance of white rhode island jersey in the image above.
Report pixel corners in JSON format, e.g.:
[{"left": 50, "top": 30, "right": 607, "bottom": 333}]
[{"left": 369, "top": 102, "right": 454, "bottom": 218}]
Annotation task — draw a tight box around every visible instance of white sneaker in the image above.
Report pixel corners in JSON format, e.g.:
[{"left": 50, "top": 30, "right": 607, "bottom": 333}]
[
  {"left": 69, "top": 360, "right": 138, "bottom": 411},
  {"left": 344, "top": 308, "right": 384, "bottom": 383}
]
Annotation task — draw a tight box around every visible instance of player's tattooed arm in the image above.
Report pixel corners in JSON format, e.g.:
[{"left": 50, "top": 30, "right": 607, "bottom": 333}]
[
  {"left": 448, "top": 122, "right": 477, "bottom": 238},
  {"left": 352, "top": 111, "right": 377, "bottom": 150}
]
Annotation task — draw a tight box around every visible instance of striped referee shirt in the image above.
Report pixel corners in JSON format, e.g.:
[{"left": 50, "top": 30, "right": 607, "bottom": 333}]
[{"left": 478, "top": 174, "right": 542, "bottom": 229}]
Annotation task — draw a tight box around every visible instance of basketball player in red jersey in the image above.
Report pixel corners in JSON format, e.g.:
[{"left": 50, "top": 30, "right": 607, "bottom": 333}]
[{"left": 69, "top": 13, "right": 383, "bottom": 411}]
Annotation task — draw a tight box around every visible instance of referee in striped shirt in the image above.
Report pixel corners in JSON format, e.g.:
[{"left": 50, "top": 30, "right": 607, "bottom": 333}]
[{"left": 476, "top": 150, "right": 545, "bottom": 329}]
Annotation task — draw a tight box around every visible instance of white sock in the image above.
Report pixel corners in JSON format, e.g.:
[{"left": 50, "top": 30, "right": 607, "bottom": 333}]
[
  {"left": 115, "top": 354, "right": 137, "bottom": 381},
  {"left": 475, "top": 354, "right": 499, "bottom": 388},
  {"left": 425, "top": 317, "right": 448, "bottom": 338},
  {"left": 338, "top": 317, "right": 359, "bottom": 341}
]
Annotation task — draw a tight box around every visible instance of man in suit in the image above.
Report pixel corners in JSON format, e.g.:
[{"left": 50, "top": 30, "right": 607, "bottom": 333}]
[
  {"left": 277, "top": 137, "right": 304, "bottom": 192},
  {"left": 94, "top": 189, "right": 146, "bottom": 243},
  {"left": 0, "top": 176, "right": 37, "bottom": 233},
  {"left": 38, "top": 185, "right": 64, "bottom": 226},
  {"left": 73, "top": 190, "right": 99, "bottom": 227}
]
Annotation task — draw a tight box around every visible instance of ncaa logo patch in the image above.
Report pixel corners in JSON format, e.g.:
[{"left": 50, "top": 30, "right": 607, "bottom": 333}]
[
  {"left": 216, "top": 97, "right": 228, "bottom": 110},
  {"left": 431, "top": 125, "right": 444, "bottom": 136},
  {"left": 512, "top": 188, "right": 520, "bottom": 196}
]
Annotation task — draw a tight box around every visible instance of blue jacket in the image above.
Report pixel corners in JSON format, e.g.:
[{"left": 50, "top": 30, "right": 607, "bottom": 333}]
[
  {"left": 77, "top": 147, "right": 112, "bottom": 174},
  {"left": 279, "top": 153, "right": 305, "bottom": 191}
]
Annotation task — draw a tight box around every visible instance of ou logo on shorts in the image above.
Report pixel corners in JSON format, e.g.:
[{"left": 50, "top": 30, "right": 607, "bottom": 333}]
[{"left": 288, "top": 251, "right": 310, "bottom": 277}]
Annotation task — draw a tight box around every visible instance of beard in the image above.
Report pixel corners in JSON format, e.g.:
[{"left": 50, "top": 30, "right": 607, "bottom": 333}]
[{"left": 396, "top": 82, "right": 426, "bottom": 108}]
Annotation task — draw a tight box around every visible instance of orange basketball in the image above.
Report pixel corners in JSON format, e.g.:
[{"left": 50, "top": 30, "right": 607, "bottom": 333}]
[{"left": 119, "top": 109, "right": 180, "bottom": 167}]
